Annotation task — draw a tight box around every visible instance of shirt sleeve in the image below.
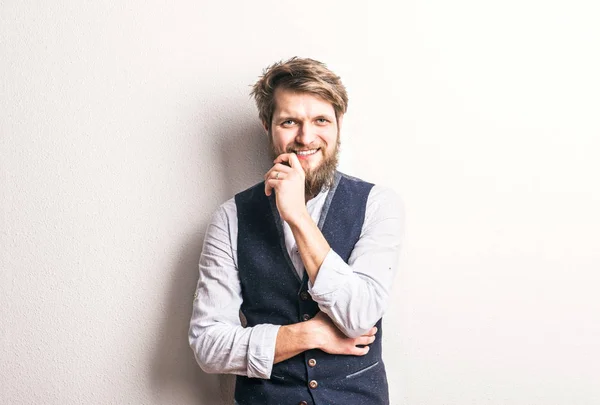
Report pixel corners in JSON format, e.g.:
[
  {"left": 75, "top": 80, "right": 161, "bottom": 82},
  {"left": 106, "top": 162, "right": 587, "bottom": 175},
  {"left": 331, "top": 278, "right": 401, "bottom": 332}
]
[
  {"left": 188, "top": 199, "right": 281, "bottom": 379},
  {"left": 308, "top": 185, "right": 405, "bottom": 338}
]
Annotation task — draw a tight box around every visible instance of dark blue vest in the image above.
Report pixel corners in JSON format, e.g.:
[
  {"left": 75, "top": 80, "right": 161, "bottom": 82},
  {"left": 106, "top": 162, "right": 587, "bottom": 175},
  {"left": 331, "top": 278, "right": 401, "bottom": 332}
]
[{"left": 234, "top": 172, "right": 389, "bottom": 405}]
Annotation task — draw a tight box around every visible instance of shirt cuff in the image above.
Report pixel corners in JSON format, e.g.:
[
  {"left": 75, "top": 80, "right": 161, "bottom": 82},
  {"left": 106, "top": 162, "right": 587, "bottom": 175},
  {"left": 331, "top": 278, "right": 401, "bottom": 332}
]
[
  {"left": 247, "top": 324, "right": 281, "bottom": 379},
  {"left": 308, "top": 249, "right": 352, "bottom": 306}
]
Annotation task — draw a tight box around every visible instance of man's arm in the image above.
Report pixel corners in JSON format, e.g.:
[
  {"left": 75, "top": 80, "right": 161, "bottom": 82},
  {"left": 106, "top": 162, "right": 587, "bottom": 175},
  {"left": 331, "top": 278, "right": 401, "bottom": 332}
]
[
  {"left": 189, "top": 200, "right": 377, "bottom": 379},
  {"left": 189, "top": 201, "right": 281, "bottom": 378},
  {"left": 265, "top": 154, "right": 405, "bottom": 338},
  {"left": 264, "top": 153, "right": 330, "bottom": 284},
  {"left": 273, "top": 312, "right": 377, "bottom": 364},
  {"left": 307, "top": 186, "right": 404, "bottom": 337}
]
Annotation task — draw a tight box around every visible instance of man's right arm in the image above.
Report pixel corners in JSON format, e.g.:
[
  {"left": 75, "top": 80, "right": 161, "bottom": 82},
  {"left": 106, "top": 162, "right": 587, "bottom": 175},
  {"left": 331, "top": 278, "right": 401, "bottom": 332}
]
[{"left": 189, "top": 200, "right": 281, "bottom": 379}]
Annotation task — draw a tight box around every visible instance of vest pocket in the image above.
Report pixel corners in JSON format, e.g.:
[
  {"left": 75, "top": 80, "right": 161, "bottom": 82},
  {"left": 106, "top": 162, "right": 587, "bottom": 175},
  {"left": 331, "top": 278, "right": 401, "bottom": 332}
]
[
  {"left": 345, "top": 361, "right": 380, "bottom": 379},
  {"left": 270, "top": 373, "right": 286, "bottom": 382},
  {"left": 270, "top": 361, "right": 288, "bottom": 382}
]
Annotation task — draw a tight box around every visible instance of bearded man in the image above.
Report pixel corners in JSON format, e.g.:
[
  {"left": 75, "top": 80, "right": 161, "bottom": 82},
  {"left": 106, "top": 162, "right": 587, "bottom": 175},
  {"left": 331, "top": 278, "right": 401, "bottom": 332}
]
[{"left": 189, "top": 57, "right": 404, "bottom": 405}]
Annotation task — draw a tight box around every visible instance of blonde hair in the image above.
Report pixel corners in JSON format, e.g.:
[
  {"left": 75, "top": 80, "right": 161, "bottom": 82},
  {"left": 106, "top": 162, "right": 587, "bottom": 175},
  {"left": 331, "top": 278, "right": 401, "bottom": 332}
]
[{"left": 250, "top": 57, "right": 348, "bottom": 128}]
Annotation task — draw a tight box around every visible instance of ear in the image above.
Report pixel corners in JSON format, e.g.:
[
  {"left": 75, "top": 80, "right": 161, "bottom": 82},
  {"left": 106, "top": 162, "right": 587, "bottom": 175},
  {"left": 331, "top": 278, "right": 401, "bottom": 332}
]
[{"left": 262, "top": 120, "right": 269, "bottom": 134}]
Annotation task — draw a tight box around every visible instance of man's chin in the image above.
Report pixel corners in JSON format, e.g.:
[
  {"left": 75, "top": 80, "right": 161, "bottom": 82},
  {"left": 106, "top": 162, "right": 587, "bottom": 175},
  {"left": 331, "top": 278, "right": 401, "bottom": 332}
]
[
  {"left": 304, "top": 160, "right": 338, "bottom": 197},
  {"left": 300, "top": 159, "right": 321, "bottom": 173},
  {"left": 302, "top": 157, "right": 327, "bottom": 176}
]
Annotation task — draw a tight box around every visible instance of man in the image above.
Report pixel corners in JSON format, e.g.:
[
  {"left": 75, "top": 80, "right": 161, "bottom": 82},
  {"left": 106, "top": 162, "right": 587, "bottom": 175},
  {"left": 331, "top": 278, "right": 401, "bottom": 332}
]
[{"left": 189, "top": 57, "right": 404, "bottom": 405}]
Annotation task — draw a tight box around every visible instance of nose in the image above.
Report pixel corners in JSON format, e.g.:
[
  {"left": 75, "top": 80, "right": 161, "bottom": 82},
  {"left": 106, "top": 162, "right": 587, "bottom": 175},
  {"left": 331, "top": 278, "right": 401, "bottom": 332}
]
[{"left": 296, "top": 122, "right": 317, "bottom": 145}]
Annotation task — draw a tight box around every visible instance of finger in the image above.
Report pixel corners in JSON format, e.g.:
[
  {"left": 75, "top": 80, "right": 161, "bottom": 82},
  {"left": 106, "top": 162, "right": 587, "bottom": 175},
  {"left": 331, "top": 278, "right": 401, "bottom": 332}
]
[
  {"left": 265, "top": 163, "right": 293, "bottom": 179},
  {"left": 355, "top": 335, "right": 376, "bottom": 346},
  {"left": 265, "top": 179, "right": 279, "bottom": 196},
  {"left": 273, "top": 153, "right": 301, "bottom": 171},
  {"left": 272, "top": 163, "right": 293, "bottom": 173},
  {"left": 273, "top": 153, "right": 293, "bottom": 165},
  {"left": 265, "top": 166, "right": 292, "bottom": 182},
  {"left": 267, "top": 171, "right": 286, "bottom": 181},
  {"left": 264, "top": 164, "right": 293, "bottom": 184},
  {"left": 350, "top": 345, "right": 370, "bottom": 356},
  {"left": 360, "top": 326, "right": 377, "bottom": 337}
]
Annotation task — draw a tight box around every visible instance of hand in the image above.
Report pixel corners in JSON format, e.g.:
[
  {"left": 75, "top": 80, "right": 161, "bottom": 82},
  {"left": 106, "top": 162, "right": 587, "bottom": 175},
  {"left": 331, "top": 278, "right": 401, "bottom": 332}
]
[
  {"left": 264, "top": 153, "right": 307, "bottom": 224},
  {"left": 309, "top": 312, "right": 376, "bottom": 356}
]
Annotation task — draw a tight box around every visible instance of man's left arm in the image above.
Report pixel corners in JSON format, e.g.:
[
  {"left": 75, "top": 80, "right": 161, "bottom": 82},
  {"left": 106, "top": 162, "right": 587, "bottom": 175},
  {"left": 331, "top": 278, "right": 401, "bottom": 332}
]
[{"left": 291, "top": 186, "right": 404, "bottom": 338}]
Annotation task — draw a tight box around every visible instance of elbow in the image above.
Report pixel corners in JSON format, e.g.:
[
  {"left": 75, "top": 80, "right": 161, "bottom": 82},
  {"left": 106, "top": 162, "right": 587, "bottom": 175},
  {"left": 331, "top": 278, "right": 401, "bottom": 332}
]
[
  {"left": 332, "top": 314, "right": 381, "bottom": 338},
  {"left": 189, "top": 341, "right": 222, "bottom": 375},
  {"left": 339, "top": 325, "right": 364, "bottom": 339},
  {"left": 189, "top": 327, "right": 221, "bottom": 374},
  {"left": 337, "top": 322, "right": 375, "bottom": 339},
  {"left": 196, "top": 359, "right": 222, "bottom": 375},
  {"left": 327, "top": 299, "right": 388, "bottom": 338}
]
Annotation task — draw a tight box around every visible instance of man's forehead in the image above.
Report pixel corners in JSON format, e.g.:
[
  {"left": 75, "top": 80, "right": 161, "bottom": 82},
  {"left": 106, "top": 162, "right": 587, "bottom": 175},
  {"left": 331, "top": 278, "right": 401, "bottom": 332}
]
[{"left": 272, "top": 88, "right": 335, "bottom": 117}]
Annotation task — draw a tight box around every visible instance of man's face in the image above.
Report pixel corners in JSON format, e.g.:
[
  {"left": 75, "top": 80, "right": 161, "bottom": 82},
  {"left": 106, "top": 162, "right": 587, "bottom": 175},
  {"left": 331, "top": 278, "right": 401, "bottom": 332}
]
[{"left": 268, "top": 88, "right": 341, "bottom": 195}]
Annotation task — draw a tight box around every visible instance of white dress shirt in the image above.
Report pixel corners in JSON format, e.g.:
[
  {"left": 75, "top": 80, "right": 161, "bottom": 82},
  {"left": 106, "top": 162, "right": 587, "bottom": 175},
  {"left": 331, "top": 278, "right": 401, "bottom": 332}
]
[{"left": 189, "top": 183, "right": 404, "bottom": 379}]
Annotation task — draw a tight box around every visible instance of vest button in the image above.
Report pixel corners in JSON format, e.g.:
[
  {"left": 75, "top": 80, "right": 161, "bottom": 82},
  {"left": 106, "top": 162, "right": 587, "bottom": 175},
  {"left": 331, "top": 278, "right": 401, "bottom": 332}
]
[
  {"left": 302, "top": 313, "right": 311, "bottom": 321},
  {"left": 309, "top": 380, "right": 318, "bottom": 389},
  {"left": 308, "top": 358, "right": 316, "bottom": 367},
  {"left": 300, "top": 291, "right": 309, "bottom": 301},
  {"left": 299, "top": 402, "right": 308, "bottom": 405}
]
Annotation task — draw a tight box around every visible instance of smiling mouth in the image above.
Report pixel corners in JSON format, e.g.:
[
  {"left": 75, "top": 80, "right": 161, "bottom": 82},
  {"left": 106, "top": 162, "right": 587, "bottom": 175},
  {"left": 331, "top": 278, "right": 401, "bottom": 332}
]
[{"left": 295, "top": 148, "right": 320, "bottom": 157}]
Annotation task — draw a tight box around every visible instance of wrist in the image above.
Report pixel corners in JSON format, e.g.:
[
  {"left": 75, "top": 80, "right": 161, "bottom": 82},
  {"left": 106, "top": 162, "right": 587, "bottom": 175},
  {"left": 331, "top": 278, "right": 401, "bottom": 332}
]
[
  {"left": 286, "top": 208, "right": 311, "bottom": 229},
  {"left": 303, "top": 318, "right": 325, "bottom": 350},
  {"left": 280, "top": 320, "right": 319, "bottom": 352}
]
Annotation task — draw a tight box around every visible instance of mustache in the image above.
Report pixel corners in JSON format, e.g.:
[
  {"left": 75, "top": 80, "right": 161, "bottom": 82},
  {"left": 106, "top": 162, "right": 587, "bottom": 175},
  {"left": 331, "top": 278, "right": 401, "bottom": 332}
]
[{"left": 285, "top": 143, "right": 324, "bottom": 153}]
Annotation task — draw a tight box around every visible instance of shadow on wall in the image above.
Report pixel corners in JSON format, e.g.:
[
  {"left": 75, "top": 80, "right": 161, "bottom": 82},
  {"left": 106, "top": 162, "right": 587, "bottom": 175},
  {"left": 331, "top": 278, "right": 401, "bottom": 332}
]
[
  {"left": 150, "top": 97, "right": 270, "bottom": 404},
  {"left": 217, "top": 106, "right": 272, "bottom": 200}
]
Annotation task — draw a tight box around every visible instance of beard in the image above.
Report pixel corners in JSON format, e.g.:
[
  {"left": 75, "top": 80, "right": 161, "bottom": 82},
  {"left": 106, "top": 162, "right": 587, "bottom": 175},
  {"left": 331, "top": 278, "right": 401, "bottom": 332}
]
[{"left": 270, "top": 134, "right": 340, "bottom": 199}]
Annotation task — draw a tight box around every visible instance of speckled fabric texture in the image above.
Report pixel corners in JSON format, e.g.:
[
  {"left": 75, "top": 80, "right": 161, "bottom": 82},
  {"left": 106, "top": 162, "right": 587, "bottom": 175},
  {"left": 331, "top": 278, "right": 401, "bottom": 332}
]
[{"left": 234, "top": 172, "right": 389, "bottom": 405}]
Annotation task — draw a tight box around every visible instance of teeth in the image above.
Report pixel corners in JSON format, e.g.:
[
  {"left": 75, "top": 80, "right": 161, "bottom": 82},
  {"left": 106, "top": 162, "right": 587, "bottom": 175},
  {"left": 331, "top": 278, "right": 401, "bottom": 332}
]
[{"left": 296, "top": 149, "right": 318, "bottom": 156}]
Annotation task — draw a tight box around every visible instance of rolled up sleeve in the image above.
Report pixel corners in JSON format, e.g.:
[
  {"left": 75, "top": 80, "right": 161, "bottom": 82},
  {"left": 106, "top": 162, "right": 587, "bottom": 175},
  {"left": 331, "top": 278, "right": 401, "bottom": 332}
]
[
  {"left": 188, "top": 199, "right": 281, "bottom": 379},
  {"left": 308, "top": 186, "right": 405, "bottom": 338}
]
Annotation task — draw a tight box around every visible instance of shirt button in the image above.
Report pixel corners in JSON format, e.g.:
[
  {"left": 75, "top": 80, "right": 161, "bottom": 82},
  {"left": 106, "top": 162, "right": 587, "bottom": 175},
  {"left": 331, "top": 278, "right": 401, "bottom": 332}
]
[
  {"left": 302, "top": 314, "right": 311, "bottom": 321},
  {"left": 300, "top": 291, "right": 309, "bottom": 301},
  {"left": 308, "top": 358, "right": 316, "bottom": 367},
  {"left": 309, "top": 380, "right": 318, "bottom": 389}
]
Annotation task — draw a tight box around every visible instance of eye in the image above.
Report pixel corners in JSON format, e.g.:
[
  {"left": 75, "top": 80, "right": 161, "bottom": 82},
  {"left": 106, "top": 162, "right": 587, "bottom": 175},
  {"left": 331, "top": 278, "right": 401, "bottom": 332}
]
[
  {"left": 281, "top": 120, "right": 296, "bottom": 127},
  {"left": 315, "top": 118, "right": 330, "bottom": 125}
]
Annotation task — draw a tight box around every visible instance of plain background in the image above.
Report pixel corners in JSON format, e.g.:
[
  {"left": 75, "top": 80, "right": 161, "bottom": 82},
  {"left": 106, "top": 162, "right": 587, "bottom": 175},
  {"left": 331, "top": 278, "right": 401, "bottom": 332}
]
[{"left": 1, "top": 1, "right": 599, "bottom": 404}]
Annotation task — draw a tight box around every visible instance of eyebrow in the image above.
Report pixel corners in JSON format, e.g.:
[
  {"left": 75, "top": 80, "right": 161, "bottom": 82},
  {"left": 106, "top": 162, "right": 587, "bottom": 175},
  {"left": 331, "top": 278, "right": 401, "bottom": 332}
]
[{"left": 274, "top": 114, "right": 335, "bottom": 122}]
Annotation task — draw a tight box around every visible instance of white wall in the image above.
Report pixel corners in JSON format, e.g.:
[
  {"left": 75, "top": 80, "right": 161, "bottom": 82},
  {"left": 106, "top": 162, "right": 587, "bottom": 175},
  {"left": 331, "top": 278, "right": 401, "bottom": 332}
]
[{"left": 2, "top": 1, "right": 599, "bottom": 404}]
